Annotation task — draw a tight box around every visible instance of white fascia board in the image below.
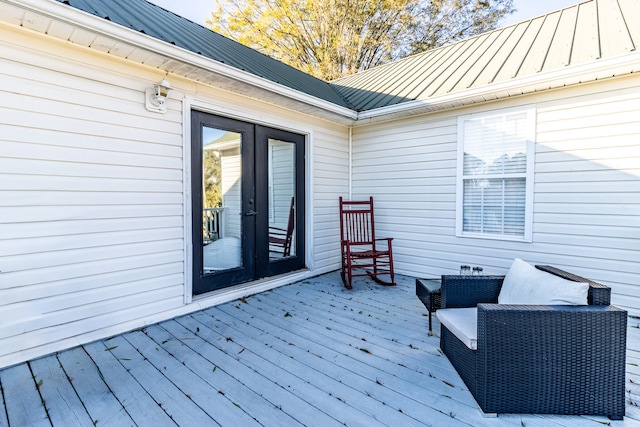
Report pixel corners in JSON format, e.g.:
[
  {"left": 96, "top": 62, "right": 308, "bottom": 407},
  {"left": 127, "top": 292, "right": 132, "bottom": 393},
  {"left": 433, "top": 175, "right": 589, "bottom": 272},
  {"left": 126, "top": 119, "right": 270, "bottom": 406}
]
[
  {"left": 4, "top": 0, "right": 358, "bottom": 122},
  {"left": 356, "top": 52, "right": 640, "bottom": 124}
]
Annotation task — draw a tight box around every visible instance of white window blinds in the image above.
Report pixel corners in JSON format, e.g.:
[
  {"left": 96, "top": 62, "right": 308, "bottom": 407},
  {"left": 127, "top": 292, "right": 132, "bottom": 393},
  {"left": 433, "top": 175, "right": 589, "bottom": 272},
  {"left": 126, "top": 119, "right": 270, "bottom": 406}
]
[{"left": 457, "top": 108, "right": 534, "bottom": 241}]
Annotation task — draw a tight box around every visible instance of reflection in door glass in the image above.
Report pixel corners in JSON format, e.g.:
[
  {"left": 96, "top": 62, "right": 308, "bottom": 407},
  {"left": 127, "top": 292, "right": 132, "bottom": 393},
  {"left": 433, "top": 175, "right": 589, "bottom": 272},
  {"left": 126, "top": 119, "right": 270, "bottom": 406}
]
[
  {"left": 202, "top": 127, "right": 242, "bottom": 274},
  {"left": 268, "top": 139, "right": 296, "bottom": 260}
]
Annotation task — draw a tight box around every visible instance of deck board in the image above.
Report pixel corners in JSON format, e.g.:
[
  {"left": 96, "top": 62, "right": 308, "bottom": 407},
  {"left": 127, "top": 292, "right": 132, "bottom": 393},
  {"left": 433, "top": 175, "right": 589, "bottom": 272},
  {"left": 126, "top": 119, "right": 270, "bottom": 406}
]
[
  {"left": 2, "top": 271, "right": 640, "bottom": 426},
  {"left": 0, "top": 363, "right": 49, "bottom": 427},
  {"left": 82, "top": 340, "right": 174, "bottom": 427},
  {"left": 29, "top": 355, "right": 92, "bottom": 427},
  {"left": 56, "top": 346, "right": 136, "bottom": 426}
]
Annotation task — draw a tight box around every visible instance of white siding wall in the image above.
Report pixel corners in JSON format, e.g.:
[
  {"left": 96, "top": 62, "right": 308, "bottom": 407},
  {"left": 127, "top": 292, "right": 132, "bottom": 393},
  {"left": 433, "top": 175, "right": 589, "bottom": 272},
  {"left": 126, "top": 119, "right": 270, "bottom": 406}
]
[
  {"left": 0, "top": 28, "right": 185, "bottom": 367},
  {"left": 351, "top": 76, "right": 640, "bottom": 314},
  {"left": 0, "top": 25, "right": 349, "bottom": 368},
  {"left": 220, "top": 147, "right": 242, "bottom": 239},
  {"left": 312, "top": 125, "right": 350, "bottom": 271},
  {"left": 270, "top": 142, "right": 295, "bottom": 228}
]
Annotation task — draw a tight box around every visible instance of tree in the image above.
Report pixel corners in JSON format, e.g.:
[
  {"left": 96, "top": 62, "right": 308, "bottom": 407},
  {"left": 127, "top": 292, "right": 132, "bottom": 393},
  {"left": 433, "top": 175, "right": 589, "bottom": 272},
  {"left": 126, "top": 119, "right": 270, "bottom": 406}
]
[
  {"left": 203, "top": 150, "right": 222, "bottom": 208},
  {"left": 207, "top": 0, "right": 514, "bottom": 81},
  {"left": 410, "top": 0, "right": 515, "bottom": 53}
]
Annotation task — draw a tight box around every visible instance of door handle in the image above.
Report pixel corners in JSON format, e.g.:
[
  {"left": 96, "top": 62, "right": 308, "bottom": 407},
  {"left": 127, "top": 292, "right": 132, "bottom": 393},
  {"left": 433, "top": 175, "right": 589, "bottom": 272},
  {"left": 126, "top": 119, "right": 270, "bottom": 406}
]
[{"left": 245, "top": 209, "right": 257, "bottom": 216}]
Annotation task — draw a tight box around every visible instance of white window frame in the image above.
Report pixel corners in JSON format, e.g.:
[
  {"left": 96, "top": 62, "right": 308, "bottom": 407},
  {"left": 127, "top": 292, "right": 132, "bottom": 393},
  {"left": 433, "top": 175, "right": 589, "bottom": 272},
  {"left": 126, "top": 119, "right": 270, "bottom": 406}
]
[{"left": 455, "top": 106, "right": 535, "bottom": 242}]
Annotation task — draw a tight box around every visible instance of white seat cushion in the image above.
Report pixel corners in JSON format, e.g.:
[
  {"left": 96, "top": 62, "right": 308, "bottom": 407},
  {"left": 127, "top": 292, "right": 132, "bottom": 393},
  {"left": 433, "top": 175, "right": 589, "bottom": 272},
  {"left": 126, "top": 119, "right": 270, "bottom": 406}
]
[
  {"left": 498, "top": 258, "right": 589, "bottom": 306},
  {"left": 437, "top": 307, "right": 477, "bottom": 350}
]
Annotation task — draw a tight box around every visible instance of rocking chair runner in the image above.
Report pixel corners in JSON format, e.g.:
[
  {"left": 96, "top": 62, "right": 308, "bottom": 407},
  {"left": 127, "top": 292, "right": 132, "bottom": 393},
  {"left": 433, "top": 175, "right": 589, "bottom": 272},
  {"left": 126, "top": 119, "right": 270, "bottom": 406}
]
[{"left": 339, "top": 196, "right": 395, "bottom": 289}]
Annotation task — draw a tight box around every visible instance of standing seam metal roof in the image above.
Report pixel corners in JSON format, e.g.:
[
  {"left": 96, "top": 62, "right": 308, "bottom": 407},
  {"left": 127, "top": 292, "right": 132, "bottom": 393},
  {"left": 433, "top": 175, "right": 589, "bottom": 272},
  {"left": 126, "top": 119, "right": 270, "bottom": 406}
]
[
  {"left": 59, "top": 0, "right": 639, "bottom": 114},
  {"left": 332, "top": 0, "right": 640, "bottom": 111},
  {"left": 57, "top": 0, "right": 354, "bottom": 109}
]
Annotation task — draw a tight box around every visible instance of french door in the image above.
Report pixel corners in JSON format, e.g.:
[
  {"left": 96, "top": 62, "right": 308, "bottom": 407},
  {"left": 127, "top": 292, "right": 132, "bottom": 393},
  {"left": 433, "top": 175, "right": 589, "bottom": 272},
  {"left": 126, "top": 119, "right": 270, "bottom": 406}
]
[{"left": 191, "top": 111, "right": 305, "bottom": 295}]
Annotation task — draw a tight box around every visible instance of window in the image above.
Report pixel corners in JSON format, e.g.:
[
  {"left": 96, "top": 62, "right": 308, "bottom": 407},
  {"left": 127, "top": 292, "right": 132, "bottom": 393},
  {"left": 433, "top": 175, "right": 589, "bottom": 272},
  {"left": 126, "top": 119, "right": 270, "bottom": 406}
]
[{"left": 456, "top": 107, "right": 535, "bottom": 241}]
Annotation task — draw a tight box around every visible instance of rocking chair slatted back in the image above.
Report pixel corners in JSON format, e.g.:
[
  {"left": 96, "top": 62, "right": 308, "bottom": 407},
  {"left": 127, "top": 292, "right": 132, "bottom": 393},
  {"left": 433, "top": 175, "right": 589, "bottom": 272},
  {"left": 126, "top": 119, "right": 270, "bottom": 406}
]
[{"left": 342, "top": 209, "right": 375, "bottom": 245}]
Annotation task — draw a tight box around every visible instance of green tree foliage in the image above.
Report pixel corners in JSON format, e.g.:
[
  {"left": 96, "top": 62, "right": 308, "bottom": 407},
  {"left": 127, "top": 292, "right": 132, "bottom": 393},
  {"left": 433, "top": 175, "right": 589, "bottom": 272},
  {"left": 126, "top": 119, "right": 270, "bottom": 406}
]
[
  {"left": 207, "top": 0, "right": 514, "bottom": 81},
  {"left": 203, "top": 150, "right": 222, "bottom": 208}
]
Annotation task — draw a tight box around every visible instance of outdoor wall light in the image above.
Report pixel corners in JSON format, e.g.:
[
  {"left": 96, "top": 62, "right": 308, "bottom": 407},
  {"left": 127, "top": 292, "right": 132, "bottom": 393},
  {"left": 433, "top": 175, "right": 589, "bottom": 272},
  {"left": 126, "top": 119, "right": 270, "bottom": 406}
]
[{"left": 145, "top": 77, "right": 172, "bottom": 113}]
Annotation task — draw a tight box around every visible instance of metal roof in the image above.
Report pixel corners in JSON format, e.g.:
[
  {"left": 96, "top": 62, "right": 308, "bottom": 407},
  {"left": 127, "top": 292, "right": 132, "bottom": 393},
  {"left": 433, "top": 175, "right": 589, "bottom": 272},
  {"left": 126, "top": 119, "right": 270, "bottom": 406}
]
[
  {"left": 57, "top": 0, "right": 353, "bottom": 109},
  {"left": 57, "top": 0, "right": 639, "bottom": 114},
  {"left": 332, "top": 0, "right": 640, "bottom": 111}
]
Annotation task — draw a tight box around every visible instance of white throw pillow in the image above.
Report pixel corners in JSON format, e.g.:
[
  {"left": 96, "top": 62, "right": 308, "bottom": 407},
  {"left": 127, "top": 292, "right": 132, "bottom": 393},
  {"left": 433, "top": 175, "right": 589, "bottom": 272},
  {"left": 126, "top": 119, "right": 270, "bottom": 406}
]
[{"left": 498, "top": 258, "right": 589, "bottom": 305}]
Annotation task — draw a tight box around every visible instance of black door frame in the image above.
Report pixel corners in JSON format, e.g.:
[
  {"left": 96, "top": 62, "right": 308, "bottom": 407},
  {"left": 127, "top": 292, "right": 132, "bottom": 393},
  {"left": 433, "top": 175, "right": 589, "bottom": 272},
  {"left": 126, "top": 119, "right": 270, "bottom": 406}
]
[
  {"left": 191, "top": 110, "right": 305, "bottom": 295},
  {"left": 255, "top": 125, "right": 306, "bottom": 278}
]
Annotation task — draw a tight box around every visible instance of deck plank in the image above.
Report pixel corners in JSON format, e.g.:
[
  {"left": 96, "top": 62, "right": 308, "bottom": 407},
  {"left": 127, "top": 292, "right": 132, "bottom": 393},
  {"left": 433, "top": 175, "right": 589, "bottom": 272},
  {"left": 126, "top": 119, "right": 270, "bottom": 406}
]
[
  {"left": 82, "top": 340, "right": 177, "bottom": 427},
  {"left": 29, "top": 356, "right": 92, "bottom": 427},
  {"left": 0, "top": 363, "right": 49, "bottom": 427},
  {"left": 56, "top": 347, "right": 136, "bottom": 426},
  {"left": 145, "top": 322, "right": 303, "bottom": 427},
  {"left": 211, "top": 303, "right": 486, "bottom": 426},
  {"left": 123, "top": 325, "right": 262, "bottom": 427},
  {"left": 0, "top": 373, "right": 9, "bottom": 427},
  {"left": 166, "top": 315, "right": 343, "bottom": 426},
  {"left": 103, "top": 333, "right": 219, "bottom": 426},
  {"left": 207, "top": 305, "right": 443, "bottom": 427},
  {"left": 216, "top": 289, "right": 524, "bottom": 427},
  {"left": 2, "top": 271, "right": 640, "bottom": 426},
  {"left": 188, "top": 310, "right": 389, "bottom": 427}
]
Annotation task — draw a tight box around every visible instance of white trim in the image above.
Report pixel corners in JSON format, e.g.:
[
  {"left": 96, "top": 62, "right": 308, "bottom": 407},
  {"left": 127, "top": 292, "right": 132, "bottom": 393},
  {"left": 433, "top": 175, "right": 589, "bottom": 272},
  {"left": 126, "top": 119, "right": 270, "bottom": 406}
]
[
  {"left": 304, "top": 129, "right": 315, "bottom": 271},
  {"left": 183, "top": 96, "right": 193, "bottom": 304},
  {"left": 355, "top": 52, "right": 640, "bottom": 124},
  {"left": 348, "top": 126, "right": 353, "bottom": 199},
  {"left": 455, "top": 105, "right": 536, "bottom": 242}
]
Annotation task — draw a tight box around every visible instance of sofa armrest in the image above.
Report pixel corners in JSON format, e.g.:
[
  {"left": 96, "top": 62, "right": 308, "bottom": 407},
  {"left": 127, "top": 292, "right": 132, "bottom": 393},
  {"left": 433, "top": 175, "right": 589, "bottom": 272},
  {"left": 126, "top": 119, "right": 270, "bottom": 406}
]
[
  {"left": 440, "top": 275, "right": 504, "bottom": 308},
  {"left": 475, "top": 303, "right": 627, "bottom": 416}
]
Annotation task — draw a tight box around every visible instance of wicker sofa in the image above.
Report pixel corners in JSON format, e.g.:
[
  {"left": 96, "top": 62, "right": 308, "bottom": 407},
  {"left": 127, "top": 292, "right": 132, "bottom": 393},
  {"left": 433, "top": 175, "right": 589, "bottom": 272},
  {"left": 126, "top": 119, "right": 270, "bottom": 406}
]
[{"left": 437, "top": 265, "right": 627, "bottom": 420}]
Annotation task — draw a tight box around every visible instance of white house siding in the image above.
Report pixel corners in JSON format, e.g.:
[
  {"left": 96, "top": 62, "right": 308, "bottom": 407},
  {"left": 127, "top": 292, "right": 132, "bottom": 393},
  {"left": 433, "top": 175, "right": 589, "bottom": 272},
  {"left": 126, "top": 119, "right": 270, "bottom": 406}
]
[
  {"left": 351, "top": 75, "right": 640, "bottom": 315},
  {"left": 220, "top": 147, "right": 242, "bottom": 239},
  {"left": 0, "top": 24, "right": 349, "bottom": 368},
  {"left": 270, "top": 142, "right": 295, "bottom": 229},
  {"left": 311, "top": 126, "right": 350, "bottom": 271}
]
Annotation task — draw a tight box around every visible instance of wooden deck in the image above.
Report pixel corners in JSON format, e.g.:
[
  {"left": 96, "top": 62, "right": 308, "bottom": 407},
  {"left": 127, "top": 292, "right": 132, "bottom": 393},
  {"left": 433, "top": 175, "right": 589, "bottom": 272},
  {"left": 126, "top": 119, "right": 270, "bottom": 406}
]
[{"left": 2, "top": 272, "right": 640, "bottom": 426}]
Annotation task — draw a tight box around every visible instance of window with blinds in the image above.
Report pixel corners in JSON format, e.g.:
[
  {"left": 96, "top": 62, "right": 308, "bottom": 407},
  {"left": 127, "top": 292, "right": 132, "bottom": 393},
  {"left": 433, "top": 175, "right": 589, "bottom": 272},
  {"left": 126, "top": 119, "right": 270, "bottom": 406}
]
[{"left": 456, "top": 107, "right": 535, "bottom": 241}]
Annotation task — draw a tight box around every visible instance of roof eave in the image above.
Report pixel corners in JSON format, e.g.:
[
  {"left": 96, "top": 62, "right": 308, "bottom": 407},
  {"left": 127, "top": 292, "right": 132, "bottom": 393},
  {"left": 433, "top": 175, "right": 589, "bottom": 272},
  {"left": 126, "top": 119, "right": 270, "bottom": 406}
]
[
  {"left": 1, "top": 0, "right": 358, "bottom": 125},
  {"left": 355, "top": 52, "right": 640, "bottom": 125}
]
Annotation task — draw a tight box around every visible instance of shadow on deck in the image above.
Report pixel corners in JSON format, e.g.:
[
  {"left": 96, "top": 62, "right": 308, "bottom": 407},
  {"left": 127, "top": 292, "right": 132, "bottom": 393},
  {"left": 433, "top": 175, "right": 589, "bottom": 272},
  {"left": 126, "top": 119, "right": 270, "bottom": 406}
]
[{"left": 2, "top": 272, "right": 640, "bottom": 426}]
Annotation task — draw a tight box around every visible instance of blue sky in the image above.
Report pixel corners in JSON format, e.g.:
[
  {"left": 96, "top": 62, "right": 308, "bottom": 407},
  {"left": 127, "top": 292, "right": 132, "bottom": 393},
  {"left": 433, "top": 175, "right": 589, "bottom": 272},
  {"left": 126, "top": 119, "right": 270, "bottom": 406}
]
[{"left": 147, "top": 0, "right": 581, "bottom": 27}]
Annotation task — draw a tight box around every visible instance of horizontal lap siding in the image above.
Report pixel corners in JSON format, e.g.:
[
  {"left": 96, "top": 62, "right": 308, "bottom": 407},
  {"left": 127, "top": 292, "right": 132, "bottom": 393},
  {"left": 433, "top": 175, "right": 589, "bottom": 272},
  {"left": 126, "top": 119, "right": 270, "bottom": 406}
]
[
  {"left": 352, "top": 118, "right": 458, "bottom": 278},
  {"left": 312, "top": 127, "right": 350, "bottom": 271},
  {"left": 0, "top": 30, "right": 185, "bottom": 366},
  {"left": 534, "top": 80, "right": 640, "bottom": 312},
  {"left": 0, "top": 25, "right": 350, "bottom": 367},
  {"left": 352, "top": 77, "right": 640, "bottom": 314}
]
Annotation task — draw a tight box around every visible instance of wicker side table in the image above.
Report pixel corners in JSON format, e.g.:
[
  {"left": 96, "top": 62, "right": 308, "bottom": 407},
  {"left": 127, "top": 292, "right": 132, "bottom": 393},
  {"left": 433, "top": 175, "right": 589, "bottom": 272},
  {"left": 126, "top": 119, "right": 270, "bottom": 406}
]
[{"left": 415, "top": 278, "right": 442, "bottom": 332}]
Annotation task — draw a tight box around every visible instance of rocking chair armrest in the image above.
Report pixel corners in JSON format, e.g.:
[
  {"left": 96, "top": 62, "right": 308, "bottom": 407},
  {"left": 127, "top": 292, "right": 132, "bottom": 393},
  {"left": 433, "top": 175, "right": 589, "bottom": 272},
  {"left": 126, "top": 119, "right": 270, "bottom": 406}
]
[{"left": 373, "top": 237, "right": 393, "bottom": 250}]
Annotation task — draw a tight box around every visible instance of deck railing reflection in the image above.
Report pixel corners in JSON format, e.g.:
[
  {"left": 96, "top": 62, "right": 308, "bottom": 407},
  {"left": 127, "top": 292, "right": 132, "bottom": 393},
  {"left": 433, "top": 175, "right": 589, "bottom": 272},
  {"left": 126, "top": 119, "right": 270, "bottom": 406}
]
[{"left": 203, "top": 207, "right": 225, "bottom": 244}]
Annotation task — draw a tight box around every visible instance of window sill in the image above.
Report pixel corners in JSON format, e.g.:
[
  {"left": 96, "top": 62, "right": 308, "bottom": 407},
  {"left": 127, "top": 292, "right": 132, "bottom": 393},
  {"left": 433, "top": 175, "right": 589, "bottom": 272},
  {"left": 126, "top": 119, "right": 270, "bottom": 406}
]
[{"left": 456, "top": 232, "right": 532, "bottom": 243}]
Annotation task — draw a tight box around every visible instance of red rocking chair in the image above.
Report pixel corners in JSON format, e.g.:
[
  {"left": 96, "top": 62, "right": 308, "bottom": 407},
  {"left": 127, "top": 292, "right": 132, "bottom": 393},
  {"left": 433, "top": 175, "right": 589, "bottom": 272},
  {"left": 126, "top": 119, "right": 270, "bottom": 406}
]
[{"left": 339, "top": 196, "right": 395, "bottom": 289}]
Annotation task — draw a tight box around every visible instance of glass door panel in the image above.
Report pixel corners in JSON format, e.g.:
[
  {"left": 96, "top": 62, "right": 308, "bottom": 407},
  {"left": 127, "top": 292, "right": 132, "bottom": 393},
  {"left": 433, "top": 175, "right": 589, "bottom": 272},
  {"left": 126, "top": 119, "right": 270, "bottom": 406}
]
[
  {"left": 268, "top": 139, "right": 296, "bottom": 260},
  {"left": 191, "top": 111, "right": 255, "bottom": 295},
  {"left": 202, "top": 127, "right": 242, "bottom": 273}
]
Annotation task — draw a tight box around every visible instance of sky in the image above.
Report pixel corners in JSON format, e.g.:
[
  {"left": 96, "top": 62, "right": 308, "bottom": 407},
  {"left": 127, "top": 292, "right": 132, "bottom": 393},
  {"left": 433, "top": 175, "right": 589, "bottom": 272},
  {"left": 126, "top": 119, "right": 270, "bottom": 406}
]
[{"left": 146, "top": 0, "right": 582, "bottom": 27}]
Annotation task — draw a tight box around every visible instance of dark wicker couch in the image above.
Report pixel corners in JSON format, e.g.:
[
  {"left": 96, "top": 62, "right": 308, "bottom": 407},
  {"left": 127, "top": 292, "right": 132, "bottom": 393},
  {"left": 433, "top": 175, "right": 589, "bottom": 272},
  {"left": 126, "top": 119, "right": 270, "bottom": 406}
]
[{"left": 438, "top": 265, "right": 627, "bottom": 420}]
